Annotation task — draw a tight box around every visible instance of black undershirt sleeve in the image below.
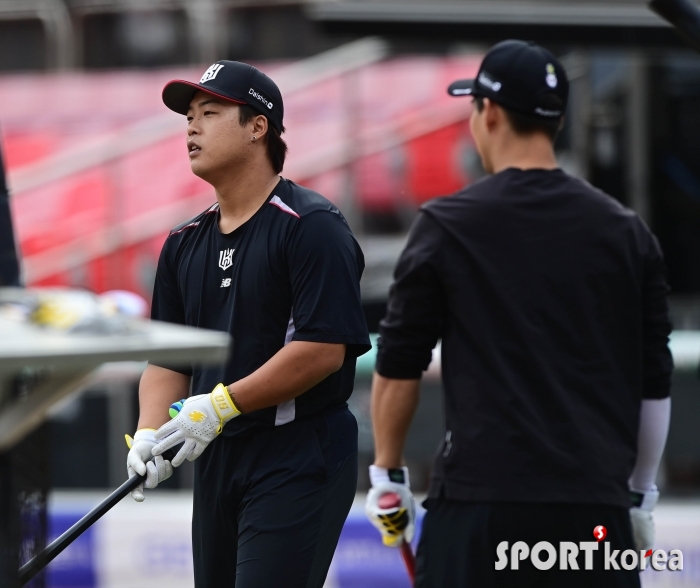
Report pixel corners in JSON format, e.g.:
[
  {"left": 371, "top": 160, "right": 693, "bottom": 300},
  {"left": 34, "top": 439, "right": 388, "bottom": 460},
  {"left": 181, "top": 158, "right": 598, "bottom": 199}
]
[
  {"left": 641, "top": 230, "right": 673, "bottom": 399},
  {"left": 150, "top": 236, "right": 193, "bottom": 376},
  {"left": 376, "top": 211, "right": 446, "bottom": 379},
  {"left": 287, "top": 211, "right": 371, "bottom": 358}
]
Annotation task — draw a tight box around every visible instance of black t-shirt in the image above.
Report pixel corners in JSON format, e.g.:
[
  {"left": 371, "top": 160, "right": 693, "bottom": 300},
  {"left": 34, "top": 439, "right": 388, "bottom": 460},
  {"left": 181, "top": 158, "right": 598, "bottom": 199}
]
[
  {"left": 376, "top": 168, "right": 673, "bottom": 508},
  {"left": 151, "top": 178, "right": 371, "bottom": 436}
]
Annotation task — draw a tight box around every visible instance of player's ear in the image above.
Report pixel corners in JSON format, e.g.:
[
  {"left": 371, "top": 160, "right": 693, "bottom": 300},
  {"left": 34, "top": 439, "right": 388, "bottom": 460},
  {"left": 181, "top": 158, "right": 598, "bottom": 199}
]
[
  {"left": 482, "top": 98, "right": 500, "bottom": 132},
  {"left": 558, "top": 116, "right": 566, "bottom": 133},
  {"left": 251, "top": 115, "right": 268, "bottom": 140}
]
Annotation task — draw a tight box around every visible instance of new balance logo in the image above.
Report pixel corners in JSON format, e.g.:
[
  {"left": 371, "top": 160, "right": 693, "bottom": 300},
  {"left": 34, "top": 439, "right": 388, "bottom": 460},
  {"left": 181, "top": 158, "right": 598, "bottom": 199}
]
[
  {"left": 200, "top": 64, "right": 224, "bottom": 84},
  {"left": 219, "top": 248, "right": 234, "bottom": 270},
  {"left": 221, "top": 279, "right": 232, "bottom": 288}
]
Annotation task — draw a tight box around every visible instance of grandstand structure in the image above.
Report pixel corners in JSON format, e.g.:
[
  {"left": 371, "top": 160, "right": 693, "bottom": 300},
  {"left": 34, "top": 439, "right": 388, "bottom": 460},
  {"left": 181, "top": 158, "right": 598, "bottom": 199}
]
[
  {"left": 0, "top": 4, "right": 697, "bottom": 314},
  {"left": 1, "top": 39, "right": 479, "bottom": 299}
]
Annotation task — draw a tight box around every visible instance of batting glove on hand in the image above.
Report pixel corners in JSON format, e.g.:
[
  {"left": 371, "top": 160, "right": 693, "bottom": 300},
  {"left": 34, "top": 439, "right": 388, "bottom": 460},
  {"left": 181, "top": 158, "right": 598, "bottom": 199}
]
[
  {"left": 126, "top": 429, "right": 173, "bottom": 502},
  {"left": 365, "top": 465, "right": 416, "bottom": 547},
  {"left": 152, "top": 384, "right": 241, "bottom": 467},
  {"left": 629, "top": 486, "right": 659, "bottom": 551}
]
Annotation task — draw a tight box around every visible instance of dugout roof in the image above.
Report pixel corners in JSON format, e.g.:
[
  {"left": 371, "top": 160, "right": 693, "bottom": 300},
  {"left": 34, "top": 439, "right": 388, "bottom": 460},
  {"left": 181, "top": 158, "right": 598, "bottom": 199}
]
[{"left": 308, "top": 0, "right": 694, "bottom": 49}]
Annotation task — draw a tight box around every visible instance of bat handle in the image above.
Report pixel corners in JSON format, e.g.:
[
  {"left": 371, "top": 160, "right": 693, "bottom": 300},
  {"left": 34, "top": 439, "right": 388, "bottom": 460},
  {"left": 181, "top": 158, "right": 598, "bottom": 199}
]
[
  {"left": 378, "top": 492, "right": 416, "bottom": 585},
  {"left": 400, "top": 541, "right": 416, "bottom": 584}
]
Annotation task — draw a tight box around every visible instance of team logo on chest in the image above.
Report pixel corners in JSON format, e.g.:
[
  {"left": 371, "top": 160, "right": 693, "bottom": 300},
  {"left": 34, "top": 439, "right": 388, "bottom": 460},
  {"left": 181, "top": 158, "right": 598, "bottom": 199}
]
[{"left": 219, "top": 248, "right": 234, "bottom": 271}]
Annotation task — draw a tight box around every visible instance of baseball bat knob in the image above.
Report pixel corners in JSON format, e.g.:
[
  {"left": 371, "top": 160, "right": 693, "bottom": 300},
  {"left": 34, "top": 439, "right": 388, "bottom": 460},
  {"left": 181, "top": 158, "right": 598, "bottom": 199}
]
[{"left": 378, "top": 492, "right": 402, "bottom": 509}]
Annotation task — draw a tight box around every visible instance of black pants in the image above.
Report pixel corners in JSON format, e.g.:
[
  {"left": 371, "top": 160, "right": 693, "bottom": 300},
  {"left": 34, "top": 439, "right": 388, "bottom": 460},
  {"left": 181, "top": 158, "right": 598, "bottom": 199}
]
[
  {"left": 192, "top": 408, "right": 358, "bottom": 588},
  {"left": 415, "top": 500, "right": 641, "bottom": 588}
]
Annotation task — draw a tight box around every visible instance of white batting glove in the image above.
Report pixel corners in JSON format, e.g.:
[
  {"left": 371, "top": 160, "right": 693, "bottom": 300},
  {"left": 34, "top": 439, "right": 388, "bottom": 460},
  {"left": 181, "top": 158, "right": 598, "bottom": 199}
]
[
  {"left": 365, "top": 466, "right": 416, "bottom": 547},
  {"left": 126, "top": 429, "right": 173, "bottom": 502},
  {"left": 630, "top": 486, "right": 659, "bottom": 551},
  {"left": 152, "top": 383, "right": 241, "bottom": 467}
]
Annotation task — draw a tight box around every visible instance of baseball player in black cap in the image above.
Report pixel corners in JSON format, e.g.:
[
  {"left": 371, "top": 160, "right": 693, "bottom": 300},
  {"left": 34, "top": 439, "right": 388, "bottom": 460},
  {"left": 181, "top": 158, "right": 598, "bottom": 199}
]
[
  {"left": 125, "top": 60, "right": 371, "bottom": 587},
  {"left": 366, "top": 40, "right": 672, "bottom": 587}
]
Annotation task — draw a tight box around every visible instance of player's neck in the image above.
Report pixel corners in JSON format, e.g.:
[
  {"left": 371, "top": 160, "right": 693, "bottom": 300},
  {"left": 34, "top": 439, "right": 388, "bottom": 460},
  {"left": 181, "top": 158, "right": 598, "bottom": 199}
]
[
  {"left": 489, "top": 132, "right": 558, "bottom": 174},
  {"left": 214, "top": 160, "right": 280, "bottom": 234}
]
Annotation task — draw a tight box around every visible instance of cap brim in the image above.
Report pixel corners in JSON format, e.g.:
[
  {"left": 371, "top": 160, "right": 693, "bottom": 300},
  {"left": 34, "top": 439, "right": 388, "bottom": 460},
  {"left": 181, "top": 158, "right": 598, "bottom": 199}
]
[
  {"left": 162, "top": 80, "right": 246, "bottom": 115},
  {"left": 447, "top": 79, "right": 477, "bottom": 97}
]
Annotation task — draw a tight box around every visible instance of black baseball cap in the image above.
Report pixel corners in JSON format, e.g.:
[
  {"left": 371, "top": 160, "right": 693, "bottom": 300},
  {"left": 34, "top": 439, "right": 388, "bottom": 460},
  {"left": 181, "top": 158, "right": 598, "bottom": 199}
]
[
  {"left": 163, "top": 60, "right": 284, "bottom": 133},
  {"left": 448, "top": 40, "right": 568, "bottom": 120}
]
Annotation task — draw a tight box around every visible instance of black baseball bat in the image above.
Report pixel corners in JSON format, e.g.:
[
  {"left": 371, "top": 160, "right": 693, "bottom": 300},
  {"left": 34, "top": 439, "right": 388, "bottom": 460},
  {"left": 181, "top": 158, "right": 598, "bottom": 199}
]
[
  {"left": 650, "top": 0, "right": 700, "bottom": 53},
  {"left": 18, "top": 449, "right": 176, "bottom": 586}
]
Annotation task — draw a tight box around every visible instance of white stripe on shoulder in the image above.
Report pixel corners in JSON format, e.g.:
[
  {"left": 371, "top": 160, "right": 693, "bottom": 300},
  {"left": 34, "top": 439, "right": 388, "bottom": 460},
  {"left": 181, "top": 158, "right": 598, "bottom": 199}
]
[
  {"left": 206, "top": 203, "right": 220, "bottom": 213},
  {"left": 269, "top": 195, "right": 300, "bottom": 218}
]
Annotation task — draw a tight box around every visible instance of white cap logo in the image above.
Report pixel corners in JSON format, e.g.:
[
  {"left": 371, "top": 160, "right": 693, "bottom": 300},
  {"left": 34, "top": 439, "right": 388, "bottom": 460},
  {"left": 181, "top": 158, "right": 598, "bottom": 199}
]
[
  {"left": 478, "top": 72, "right": 502, "bottom": 92},
  {"left": 200, "top": 63, "right": 224, "bottom": 84},
  {"left": 248, "top": 87, "right": 273, "bottom": 110},
  {"left": 545, "top": 63, "right": 558, "bottom": 89}
]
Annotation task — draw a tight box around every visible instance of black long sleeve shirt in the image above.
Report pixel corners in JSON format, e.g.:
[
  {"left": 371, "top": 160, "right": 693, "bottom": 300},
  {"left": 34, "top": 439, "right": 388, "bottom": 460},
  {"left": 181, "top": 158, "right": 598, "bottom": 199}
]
[{"left": 376, "top": 168, "right": 673, "bottom": 508}]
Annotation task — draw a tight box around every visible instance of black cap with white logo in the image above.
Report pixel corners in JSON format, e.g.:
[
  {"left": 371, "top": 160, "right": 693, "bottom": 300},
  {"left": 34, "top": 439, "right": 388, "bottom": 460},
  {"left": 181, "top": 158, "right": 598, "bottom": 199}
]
[
  {"left": 448, "top": 40, "right": 569, "bottom": 120},
  {"left": 163, "top": 60, "right": 284, "bottom": 133}
]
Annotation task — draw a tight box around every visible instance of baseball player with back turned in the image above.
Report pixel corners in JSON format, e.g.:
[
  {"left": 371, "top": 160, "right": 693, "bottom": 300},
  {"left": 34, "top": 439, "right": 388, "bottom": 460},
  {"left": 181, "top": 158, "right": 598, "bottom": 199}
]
[
  {"left": 365, "top": 40, "right": 673, "bottom": 587},
  {"left": 125, "top": 61, "right": 371, "bottom": 587}
]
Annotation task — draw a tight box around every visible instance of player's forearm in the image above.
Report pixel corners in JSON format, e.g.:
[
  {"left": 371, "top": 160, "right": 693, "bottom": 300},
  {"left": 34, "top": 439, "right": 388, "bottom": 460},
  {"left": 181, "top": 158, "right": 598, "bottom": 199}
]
[
  {"left": 227, "top": 340, "right": 346, "bottom": 413},
  {"left": 371, "top": 373, "right": 420, "bottom": 469},
  {"left": 137, "top": 364, "right": 192, "bottom": 430},
  {"left": 629, "top": 397, "right": 671, "bottom": 491}
]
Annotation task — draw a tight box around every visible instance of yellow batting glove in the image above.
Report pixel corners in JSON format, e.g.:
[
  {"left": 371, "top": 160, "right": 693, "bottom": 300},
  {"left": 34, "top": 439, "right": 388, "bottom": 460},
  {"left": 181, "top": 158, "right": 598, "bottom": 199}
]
[
  {"left": 365, "top": 466, "right": 416, "bottom": 547},
  {"left": 151, "top": 384, "right": 241, "bottom": 467}
]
